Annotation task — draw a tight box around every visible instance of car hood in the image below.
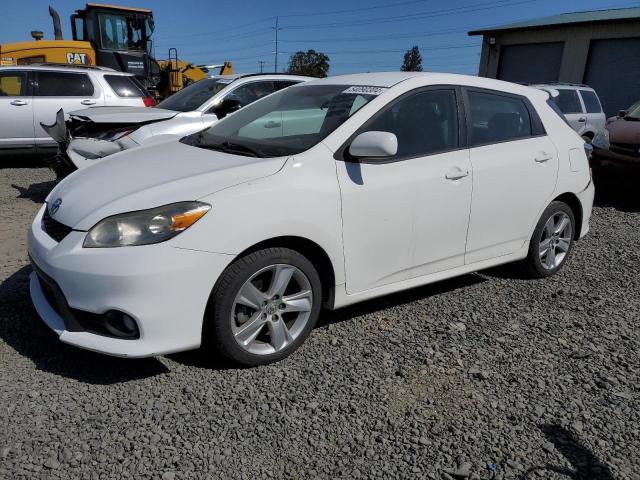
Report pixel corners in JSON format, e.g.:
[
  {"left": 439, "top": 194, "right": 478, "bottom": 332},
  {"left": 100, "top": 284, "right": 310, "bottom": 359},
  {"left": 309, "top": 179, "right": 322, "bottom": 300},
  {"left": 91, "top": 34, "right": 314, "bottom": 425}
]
[
  {"left": 607, "top": 117, "right": 640, "bottom": 143},
  {"left": 46, "top": 140, "right": 287, "bottom": 230},
  {"left": 68, "top": 106, "right": 179, "bottom": 123}
]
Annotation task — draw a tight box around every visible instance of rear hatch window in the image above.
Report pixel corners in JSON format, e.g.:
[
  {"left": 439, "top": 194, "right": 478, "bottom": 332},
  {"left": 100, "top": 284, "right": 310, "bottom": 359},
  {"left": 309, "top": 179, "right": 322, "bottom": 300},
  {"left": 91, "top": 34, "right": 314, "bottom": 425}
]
[{"left": 104, "top": 75, "right": 150, "bottom": 98}]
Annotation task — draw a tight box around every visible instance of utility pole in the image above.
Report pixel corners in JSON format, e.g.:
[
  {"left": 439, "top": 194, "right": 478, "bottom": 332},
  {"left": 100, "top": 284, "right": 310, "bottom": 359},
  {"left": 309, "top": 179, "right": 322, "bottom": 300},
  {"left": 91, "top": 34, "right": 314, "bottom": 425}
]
[
  {"left": 272, "top": 16, "right": 282, "bottom": 73},
  {"left": 258, "top": 60, "right": 265, "bottom": 73}
]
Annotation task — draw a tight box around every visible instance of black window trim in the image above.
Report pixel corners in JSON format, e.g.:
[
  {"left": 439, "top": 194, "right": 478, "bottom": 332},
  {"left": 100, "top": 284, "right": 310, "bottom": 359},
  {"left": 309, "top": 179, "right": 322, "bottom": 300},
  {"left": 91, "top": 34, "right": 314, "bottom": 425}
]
[
  {"left": 462, "top": 86, "right": 546, "bottom": 149},
  {"left": 334, "top": 84, "right": 468, "bottom": 163},
  {"left": 0, "top": 70, "right": 31, "bottom": 96},
  {"left": 32, "top": 70, "right": 98, "bottom": 98}
]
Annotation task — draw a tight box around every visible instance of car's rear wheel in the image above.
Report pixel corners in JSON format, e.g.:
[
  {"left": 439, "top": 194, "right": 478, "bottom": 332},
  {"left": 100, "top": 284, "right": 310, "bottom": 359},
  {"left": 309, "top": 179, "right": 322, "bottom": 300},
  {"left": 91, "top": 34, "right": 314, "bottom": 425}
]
[
  {"left": 204, "top": 247, "right": 322, "bottom": 366},
  {"left": 521, "top": 201, "right": 575, "bottom": 278}
]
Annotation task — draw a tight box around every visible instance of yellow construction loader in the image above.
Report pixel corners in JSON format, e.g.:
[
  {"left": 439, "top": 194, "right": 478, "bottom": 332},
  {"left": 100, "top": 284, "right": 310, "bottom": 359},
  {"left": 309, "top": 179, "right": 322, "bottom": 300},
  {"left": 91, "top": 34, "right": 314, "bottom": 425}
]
[{"left": 0, "top": 3, "right": 232, "bottom": 99}]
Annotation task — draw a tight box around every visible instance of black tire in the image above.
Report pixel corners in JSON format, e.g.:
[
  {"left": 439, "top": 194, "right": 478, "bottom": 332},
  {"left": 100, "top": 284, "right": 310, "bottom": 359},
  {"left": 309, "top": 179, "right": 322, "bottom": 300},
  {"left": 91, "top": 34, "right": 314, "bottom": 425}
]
[
  {"left": 520, "top": 201, "right": 576, "bottom": 278},
  {"left": 203, "top": 247, "right": 322, "bottom": 366}
]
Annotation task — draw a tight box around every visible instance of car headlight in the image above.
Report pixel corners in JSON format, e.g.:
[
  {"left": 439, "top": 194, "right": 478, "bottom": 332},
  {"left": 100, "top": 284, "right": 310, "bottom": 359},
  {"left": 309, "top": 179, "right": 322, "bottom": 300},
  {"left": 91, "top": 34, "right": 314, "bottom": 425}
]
[{"left": 83, "top": 201, "right": 210, "bottom": 248}]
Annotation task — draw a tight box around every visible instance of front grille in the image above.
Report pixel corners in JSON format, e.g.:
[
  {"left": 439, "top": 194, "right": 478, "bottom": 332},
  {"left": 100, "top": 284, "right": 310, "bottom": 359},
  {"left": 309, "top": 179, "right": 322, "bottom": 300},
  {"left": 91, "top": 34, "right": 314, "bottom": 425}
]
[{"left": 42, "top": 208, "right": 72, "bottom": 242}]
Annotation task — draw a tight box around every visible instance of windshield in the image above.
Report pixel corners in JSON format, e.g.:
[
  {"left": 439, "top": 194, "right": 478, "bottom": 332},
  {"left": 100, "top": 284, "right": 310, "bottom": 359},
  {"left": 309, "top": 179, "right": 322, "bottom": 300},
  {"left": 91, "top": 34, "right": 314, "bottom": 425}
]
[
  {"left": 157, "top": 78, "right": 231, "bottom": 112},
  {"left": 98, "top": 13, "right": 151, "bottom": 51},
  {"left": 184, "top": 84, "right": 379, "bottom": 157},
  {"left": 626, "top": 101, "right": 640, "bottom": 120}
]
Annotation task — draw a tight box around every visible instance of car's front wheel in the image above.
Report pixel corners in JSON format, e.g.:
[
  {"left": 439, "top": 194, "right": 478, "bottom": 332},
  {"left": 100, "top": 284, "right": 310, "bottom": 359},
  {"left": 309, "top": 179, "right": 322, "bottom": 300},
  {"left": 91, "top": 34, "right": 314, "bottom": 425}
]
[
  {"left": 204, "top": 247, "right": 322, "bottom": 366},
  {"left": 521, "top": 201, "right": 576, "bottom": 278}
]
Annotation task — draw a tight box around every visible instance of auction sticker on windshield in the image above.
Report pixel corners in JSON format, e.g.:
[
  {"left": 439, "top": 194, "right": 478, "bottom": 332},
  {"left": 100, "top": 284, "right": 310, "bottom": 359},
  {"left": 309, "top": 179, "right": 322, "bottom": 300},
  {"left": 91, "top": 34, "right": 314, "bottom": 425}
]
[{"left": 342, "top": 86, "right": 387, "bottom": 96}]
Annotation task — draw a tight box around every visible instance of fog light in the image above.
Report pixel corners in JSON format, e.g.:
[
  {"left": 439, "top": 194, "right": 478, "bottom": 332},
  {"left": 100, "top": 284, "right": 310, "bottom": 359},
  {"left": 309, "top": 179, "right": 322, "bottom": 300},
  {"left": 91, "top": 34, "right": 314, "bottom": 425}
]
[{"left": 103, "top": 311, "right": 139, "bottom": 339}]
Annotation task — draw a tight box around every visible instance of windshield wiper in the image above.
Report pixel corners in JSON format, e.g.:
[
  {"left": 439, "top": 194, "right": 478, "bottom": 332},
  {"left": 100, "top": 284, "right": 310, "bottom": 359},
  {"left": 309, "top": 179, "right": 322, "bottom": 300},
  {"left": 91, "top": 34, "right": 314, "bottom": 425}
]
[
  {"left": 194, "top": 139, "right": 263, "bottom": 158},
  {"left": 220, "top": 141, "right": 263, "bottom": 157}
]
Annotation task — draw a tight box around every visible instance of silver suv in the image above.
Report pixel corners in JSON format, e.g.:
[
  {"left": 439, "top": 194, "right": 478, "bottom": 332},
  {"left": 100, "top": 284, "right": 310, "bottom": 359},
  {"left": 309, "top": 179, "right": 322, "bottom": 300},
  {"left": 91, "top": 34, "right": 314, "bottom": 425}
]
[
  {"left": 0, "top": 65, "right": 154, "bottom": 154},
  {"left": 532, "top": 83, "right": 608, "bottom": 148}
]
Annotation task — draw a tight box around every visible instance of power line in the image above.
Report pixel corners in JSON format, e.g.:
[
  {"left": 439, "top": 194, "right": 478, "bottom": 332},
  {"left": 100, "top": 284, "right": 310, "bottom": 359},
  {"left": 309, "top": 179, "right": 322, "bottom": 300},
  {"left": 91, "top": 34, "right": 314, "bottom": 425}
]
[
  {"left": 278, "top": 0, "right": 437, "bottom": 18},
  {"left": 156, "top": 17, "right": 274, "bottom": 40},
  {"left": 280, "top": 43, "right": 480, "bottom": 56},
  {"left": 282, "top": 0, "right": 538, "bottom": 30},
  {"left": 155, "top": 29, "right": 272, "bottom": 49}
]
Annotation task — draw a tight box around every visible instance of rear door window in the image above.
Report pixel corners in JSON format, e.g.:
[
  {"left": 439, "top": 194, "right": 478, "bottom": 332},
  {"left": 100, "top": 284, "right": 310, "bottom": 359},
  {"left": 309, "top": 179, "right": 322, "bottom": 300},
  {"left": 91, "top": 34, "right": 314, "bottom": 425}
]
[
  {"left": 226, "top": 81, "right": 277, "bottom": 107},
  {"left": 276, "top": 80, "right": 301, "bottom": 91},
  {"left": 0, "top": 71, "right": 28, "bottom": 96},
  {"left": 467, "top": 90, "right": 532, "bottom": 146},
  {"left": 579, "top": 90, "right": 602, "bottom": 114},
  {"left": 553, "top": 89, "right": 582, "bottom": 114},
  {"left": 34, "top": 72, "right": 95, "bottom": 96},
  {"left": 104, "top": 74, "right": 148, "bottom": 97}
]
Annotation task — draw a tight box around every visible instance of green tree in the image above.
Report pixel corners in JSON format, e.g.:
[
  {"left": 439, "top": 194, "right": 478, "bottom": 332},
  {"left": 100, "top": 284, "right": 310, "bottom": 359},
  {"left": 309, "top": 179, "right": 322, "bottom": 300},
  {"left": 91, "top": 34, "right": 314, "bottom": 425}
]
[
  {"left": 401, "top": 46, "right": 423, "bottom": 72},
  {"left": 287, "top": 49, "right": 330, "bottom": 78}
]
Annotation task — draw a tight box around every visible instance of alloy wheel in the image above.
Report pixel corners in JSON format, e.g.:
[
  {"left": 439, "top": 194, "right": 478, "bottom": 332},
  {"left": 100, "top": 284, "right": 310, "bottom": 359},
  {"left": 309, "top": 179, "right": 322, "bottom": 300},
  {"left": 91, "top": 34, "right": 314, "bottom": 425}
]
[
  {"left": 231, "top": 264, "right": 313, "bottom": 355},
  {"left": 539, "top": 211, "right": 572, "bottom": 270}
]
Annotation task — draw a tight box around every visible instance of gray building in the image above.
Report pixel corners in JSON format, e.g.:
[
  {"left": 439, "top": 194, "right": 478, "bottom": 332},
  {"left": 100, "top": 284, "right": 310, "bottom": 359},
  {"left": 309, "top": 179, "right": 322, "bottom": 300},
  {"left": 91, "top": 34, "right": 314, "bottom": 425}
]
[{"left": 469, "top": 7, "right": 640, "bottom": 116}]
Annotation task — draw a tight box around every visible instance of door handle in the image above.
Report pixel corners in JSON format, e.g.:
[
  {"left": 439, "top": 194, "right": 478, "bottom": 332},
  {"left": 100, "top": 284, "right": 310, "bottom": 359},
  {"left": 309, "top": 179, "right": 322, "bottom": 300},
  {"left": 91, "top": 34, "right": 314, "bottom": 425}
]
[
  {"left": 264, "top": 121, "right": 281, "bottom": 129},
  {"left": 10, "top": 100, "right": 28, "bottom": 106},
  {"left": 578, "top": 117, "right": 586, "bottom": 122},
  {"left": 535, "top": 152, "right": 552, "bottom": 163},
  {"left": 445, "top": 167, "right": 469, "bottom": 180},
  {"left": 81, "top": 99, "right": 97, "bottom": 105}
]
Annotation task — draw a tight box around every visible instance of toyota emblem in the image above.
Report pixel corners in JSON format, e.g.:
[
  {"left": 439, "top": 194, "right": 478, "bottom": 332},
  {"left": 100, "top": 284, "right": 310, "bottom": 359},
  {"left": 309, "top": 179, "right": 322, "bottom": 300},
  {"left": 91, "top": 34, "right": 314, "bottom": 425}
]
[{"left": 50, "top": 198, "right": 62, "bottom": 215}]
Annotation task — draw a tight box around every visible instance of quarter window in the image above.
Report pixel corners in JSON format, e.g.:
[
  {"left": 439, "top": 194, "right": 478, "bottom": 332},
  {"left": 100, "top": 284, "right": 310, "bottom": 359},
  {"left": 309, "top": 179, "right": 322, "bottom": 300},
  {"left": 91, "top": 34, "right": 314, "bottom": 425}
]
[
  {"left": 579, "top": 90, "right": 602, "bottom": 114},
  {"left": 104, "top": 74, "right": 148, "bottom": 98},
  {"left": 468, "top": 90, "right": 532, "bottom": 146},
  {"left": 34, "top": 72, "right": 95, "bottom": 97},
  {"left": 0, "top": 72, "right": 28, "bottom": 96},
  {"left": 553, "top": 89, "right": 582, "bottom": 114},
  {"left": 363, "top": 89, "right": 459, "bottom": 158}
]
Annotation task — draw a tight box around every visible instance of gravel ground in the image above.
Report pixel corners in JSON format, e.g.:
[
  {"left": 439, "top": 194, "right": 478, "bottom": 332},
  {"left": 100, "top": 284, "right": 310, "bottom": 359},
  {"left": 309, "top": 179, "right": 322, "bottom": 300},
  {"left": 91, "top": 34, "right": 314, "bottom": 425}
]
[{"left": 0, "top": 164, "right": 638, "bottom": 480}]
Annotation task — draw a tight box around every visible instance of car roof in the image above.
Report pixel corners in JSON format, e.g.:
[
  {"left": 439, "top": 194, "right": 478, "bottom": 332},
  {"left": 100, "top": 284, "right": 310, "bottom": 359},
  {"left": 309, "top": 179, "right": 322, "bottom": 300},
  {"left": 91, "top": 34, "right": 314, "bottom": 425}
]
[
  {"left": 0, "top": 64, "right": 133, "bottom": 75},
  {"left": 303, "top": 72, "right": 546, "bottom": 95},
  {"left": 304, "top": 72, "right": 423, "bottom": 88},
  {"left": 530, "top": 82, "right": 595, "bottom": 91},
  {"left": 210, "top": 73, "right": 315, "bottom": 82}
]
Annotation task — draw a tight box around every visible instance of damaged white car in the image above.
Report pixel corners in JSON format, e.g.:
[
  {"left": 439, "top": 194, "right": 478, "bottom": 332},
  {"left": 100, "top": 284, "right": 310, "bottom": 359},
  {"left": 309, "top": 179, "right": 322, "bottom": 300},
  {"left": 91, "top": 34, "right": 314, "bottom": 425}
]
[{"left": 42, "top": 74, "right": 312, "bottom": 176}]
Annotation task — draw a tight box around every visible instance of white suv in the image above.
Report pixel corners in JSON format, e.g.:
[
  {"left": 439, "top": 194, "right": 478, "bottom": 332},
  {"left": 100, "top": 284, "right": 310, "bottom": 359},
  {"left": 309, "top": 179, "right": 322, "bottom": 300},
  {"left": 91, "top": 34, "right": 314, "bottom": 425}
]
[
  {"left": 533, "top": 83, "right": 608, "bottom": 149},
  {"left": 0, "top": 65, "right": 154, "bottom": 154}
]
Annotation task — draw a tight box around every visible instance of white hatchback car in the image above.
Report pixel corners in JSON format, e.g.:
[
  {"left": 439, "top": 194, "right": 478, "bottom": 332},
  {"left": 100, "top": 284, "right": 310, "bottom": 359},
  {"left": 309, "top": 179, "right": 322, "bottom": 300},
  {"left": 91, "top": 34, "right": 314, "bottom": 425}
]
[
  {"left": 28, "top": 72, "right": 594, "bottom": 366},
  {"left": 0, "top": 65, "right": 154, "bottom": 154},
  {"left": 48, "top": 74, "right": 312, "bottom": 172}
]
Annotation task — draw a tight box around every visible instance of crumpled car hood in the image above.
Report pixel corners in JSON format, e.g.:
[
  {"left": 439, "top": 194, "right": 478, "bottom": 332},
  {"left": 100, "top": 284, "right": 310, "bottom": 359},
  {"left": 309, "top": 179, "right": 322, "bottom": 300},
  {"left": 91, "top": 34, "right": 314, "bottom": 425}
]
[
  {"left": 45, "top": 140, "right": 287, "bottom": 230},
  {"left": 67, "top": 106, "right": 178, "bottom": 124}
]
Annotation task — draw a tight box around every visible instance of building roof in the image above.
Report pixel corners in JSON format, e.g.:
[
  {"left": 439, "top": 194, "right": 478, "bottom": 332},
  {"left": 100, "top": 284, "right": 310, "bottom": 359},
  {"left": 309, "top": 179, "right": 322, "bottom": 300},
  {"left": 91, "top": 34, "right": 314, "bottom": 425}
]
[{"left": 469, "top": 6, "right": 640, "bottom": 35}]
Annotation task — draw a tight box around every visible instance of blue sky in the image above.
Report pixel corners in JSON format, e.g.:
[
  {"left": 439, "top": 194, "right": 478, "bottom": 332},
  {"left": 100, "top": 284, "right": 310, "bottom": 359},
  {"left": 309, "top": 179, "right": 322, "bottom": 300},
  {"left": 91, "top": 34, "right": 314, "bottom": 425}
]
[{"left": 2, "top": 0, "right": 638, "bottom": 75}]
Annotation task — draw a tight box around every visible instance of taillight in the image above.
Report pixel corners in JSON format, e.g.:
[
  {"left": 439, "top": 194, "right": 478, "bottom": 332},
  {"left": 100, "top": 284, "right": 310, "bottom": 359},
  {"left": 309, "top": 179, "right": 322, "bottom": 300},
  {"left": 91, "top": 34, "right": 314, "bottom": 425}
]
[{"left": 142, "top": 96, "right": 156, "bottom": 107}]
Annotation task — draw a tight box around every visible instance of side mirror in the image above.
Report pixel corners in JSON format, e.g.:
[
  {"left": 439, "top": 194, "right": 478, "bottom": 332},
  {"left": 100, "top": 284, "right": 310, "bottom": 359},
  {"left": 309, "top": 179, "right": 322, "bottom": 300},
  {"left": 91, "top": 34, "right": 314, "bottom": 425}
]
[
  {"left": 618, "top": 109, "right": 628, "bottom": 118},
  {"left": 212, "top": 98, "right": 242, "bottom": 119},
  {"left": 349, "top": 131, "right": 398, "bottom": 159}
]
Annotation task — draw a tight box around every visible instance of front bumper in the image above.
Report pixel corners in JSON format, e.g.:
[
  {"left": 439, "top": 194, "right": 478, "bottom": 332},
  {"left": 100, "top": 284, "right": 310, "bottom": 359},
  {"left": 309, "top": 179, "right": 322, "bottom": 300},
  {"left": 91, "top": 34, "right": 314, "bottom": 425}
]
[{"left": 28, "top": 205, "right": 234, "bottom": 358}]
